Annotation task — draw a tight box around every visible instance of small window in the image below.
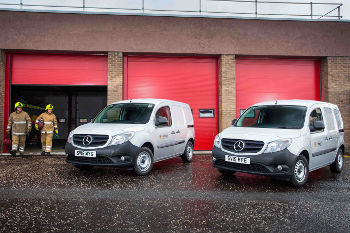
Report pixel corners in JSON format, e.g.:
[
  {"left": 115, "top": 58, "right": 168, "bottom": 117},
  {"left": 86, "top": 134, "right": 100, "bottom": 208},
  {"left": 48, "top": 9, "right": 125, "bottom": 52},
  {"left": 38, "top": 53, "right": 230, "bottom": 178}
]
[
  {"left": 333, "top": 108, "right": 343, "bottom": 130},
  {"left": 155, "top": 106, "right": 172, "bottom": 127},
  {"left": 324, "top": 107, "right": 336, "bottom": 131},
  {"left": 309, "top": 108, "right": 324, "bottom": 132}
]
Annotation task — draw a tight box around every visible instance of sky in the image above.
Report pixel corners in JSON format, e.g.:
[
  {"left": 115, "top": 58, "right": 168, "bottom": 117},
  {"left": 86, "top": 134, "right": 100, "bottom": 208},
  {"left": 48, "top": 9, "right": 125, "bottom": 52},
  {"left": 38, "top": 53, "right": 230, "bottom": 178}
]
[{"left": 0, "top": 0, "right": 348, "bottom": 21}]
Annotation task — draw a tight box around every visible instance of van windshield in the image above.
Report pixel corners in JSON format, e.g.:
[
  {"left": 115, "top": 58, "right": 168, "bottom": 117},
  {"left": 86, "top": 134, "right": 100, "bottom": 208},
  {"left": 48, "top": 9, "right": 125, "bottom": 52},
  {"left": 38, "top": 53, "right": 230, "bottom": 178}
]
[
  {"left": 236, "top": 105, "right": 307, "bottom": 129},
  {"left": 94, "top": 103, "right": 155, "bottom": 124}
]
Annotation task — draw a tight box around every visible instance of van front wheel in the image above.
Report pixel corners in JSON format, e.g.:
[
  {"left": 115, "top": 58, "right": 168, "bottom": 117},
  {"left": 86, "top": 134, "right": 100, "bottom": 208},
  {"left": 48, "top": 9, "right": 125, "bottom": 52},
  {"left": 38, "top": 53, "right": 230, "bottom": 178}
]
[
  {"left": 181, "top": 141, "right": 194, "bottom": 163},
  {"left": 290, "top": 155, "right": 309, "bottom": 187},
  {"left": 134, "top": 147, "right": 154, "bottom": 176}
]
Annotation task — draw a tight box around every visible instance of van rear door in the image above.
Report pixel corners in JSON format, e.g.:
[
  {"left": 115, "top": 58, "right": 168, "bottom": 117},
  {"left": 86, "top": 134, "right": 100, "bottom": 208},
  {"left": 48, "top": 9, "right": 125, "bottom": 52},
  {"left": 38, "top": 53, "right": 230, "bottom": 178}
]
[
  {"left": 324, "top": 107, "right": 339, "bottom": 162},
  {"left": 172, "top": 105, "right": 187, "bottom": 155}
]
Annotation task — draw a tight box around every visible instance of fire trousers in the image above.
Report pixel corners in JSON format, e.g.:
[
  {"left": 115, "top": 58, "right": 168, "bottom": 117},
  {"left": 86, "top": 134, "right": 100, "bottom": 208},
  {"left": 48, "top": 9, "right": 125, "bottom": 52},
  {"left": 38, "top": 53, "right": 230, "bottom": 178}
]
[
  {"left": 41, "top": 132, "right": 53, "bottom": 153},
  {"left": 12, "top": 134, "right": 26, "bottom": 153}
]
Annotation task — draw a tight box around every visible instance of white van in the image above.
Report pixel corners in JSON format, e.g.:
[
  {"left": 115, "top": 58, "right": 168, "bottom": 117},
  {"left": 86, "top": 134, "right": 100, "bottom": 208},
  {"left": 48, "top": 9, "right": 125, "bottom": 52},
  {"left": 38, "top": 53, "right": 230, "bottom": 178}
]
[
  {"left": 66, "top": 99, "right": 195, "bottom": 175},
  {"left": 212, "top": 100, "right": 345, "bottom": 186}
]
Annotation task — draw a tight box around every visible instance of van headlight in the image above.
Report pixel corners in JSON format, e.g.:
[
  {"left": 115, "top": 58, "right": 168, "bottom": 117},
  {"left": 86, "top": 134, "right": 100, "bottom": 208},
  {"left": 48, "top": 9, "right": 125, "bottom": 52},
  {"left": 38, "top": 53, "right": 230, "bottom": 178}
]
[
  {"left": 214, "top": 134, "right": 221, "bottom": 148},
  {"left": 109, "top": 132, "right": 135, "bottom": 146},
  {"left": 67, "top": 132, "right": 73, "bottom": 144},
  {"left": 264, "top": 139, "right": 292, "bottom": 153}
]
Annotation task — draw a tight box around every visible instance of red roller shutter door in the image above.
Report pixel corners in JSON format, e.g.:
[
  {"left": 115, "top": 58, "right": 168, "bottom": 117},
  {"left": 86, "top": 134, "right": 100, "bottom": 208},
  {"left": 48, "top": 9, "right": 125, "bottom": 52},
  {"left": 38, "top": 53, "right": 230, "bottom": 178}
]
[
  {"left": 11, "top": 54, "right": 108, "bottom": 85},
  {"left": 236, "top": 57, "right": 321, "bottom": 116},
  {"left": 125, "top": 56, "right": 218, "bottom": 150},
  {"left": 3, "top": 53, "right": 107, "bottom": 151}
]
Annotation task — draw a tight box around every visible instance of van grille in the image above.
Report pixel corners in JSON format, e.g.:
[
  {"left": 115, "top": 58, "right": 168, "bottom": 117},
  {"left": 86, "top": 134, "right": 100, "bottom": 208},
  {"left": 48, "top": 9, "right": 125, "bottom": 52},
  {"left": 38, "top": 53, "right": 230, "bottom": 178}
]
[
  {"left": 73, "top": 134, "right": 109, "bottom": 147},
  {"left": 221, "top": 138, "right": 264, "bottom": 153},
  {"left": 67, "top": 155, "right": 112, "bottom": 164},
  {"left": 215, "top": 159, "right": 270, "bottom": 173}
]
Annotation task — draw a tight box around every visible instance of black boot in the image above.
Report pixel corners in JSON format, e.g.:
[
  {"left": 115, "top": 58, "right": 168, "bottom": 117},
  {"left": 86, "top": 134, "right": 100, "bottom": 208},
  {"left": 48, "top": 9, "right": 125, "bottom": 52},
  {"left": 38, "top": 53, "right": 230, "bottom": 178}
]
[
  {"left": 9, "top": 150, "right": 17, "bottom": 157},
  {"left": 41, "top": 151, "right": 46, "bottom": 156},
  {"left": 45, "top": 152, "right": 51, "bottom": 156}
]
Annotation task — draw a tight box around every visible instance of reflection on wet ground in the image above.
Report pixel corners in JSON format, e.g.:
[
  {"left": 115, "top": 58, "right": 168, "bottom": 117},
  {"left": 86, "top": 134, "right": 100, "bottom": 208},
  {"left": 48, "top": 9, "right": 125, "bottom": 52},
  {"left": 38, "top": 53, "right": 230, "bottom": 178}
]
[{"left": 0, "top": 155, "right": 349, "bottom": 232}]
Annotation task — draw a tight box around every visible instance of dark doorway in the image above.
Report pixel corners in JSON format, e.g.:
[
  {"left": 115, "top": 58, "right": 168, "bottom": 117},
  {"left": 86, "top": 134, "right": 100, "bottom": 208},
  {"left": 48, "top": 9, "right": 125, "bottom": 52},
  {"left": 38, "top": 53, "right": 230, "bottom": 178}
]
[{"left": 10, "top": 85, "right": 107, "bottom": 153}]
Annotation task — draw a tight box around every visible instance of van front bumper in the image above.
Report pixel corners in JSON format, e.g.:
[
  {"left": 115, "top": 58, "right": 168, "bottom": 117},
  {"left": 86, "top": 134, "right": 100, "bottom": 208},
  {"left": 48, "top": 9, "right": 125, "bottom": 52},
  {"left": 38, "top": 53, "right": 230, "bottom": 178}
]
[
  {"left": 212, "top": 145, "right": 298, "bottom": 178},
  {"left": 65, "top": 142, "right": 140, "bottom": 168}
]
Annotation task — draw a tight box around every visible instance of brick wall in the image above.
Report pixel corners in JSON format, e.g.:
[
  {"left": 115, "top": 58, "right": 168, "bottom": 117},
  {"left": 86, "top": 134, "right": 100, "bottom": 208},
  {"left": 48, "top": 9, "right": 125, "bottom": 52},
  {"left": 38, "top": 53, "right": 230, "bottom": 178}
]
[
  {"left": 0, "top": 50, "right": 5, "bottom": 153},
  {"left": 323, "top": 57, "right": 350, "bottom": 151},
  {"left": 219, "top": 55, "right": 236, "bottom": 131},
  {"left": 107, "top": 52, "right": 123, "bottom": 105}
]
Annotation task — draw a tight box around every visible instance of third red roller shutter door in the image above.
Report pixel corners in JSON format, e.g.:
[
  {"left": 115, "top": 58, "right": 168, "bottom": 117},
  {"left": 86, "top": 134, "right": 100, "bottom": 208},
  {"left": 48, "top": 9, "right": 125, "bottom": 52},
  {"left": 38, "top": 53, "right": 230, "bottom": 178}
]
[
  {"left": 236, "top": 57, "right": 321, "bottom": 116},
  {"left": 124, "top": 56, "right": 218, "bottom": 150}
]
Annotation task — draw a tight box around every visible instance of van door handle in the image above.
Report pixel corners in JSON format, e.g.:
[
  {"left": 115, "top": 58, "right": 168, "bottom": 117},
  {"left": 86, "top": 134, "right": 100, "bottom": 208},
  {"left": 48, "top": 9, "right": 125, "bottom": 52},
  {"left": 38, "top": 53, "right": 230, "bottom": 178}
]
[
  {"left": 171, "top": 131, "right": 176, "bottom": 134},
  {"left": 176, "top": 130, "right": 180, "bottom": 134}
]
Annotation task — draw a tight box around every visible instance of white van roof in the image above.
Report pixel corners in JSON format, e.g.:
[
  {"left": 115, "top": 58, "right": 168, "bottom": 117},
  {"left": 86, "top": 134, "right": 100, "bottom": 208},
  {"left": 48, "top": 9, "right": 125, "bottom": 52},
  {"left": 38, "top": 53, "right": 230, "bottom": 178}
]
[
  {"left": 254, "top": 99, "right": 338, "bottom": 108},
  {"left": 112, "top": 98, "right": 189, "bottom": 106}
]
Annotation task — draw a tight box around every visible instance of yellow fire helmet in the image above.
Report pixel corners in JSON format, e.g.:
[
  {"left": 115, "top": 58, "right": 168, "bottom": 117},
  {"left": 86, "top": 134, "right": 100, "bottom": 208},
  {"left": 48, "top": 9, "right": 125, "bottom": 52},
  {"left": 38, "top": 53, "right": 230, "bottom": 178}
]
[
  {"left": 45, "top": 104, "right": 54, "bottom": 111},
  {"left": 14, "top": 102, "right": 24, "bottom": 109}
]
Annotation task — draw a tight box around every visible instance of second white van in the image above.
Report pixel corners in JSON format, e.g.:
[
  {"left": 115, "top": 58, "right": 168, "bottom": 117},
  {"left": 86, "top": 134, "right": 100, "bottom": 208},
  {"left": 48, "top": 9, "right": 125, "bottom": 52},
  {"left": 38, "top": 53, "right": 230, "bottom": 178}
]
[{"left": 212, "top": 100, "right": 345, "bottom": 186}]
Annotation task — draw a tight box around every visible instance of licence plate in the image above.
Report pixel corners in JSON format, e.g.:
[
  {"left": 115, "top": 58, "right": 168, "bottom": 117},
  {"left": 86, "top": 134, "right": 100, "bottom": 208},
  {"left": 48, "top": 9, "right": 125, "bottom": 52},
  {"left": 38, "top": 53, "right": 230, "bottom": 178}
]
[
  {"left": 75, "top": 150, "right": 96, "bottom": 158},
  {"left": 225, "top": 155, "right": 250, "bottom": 164}
]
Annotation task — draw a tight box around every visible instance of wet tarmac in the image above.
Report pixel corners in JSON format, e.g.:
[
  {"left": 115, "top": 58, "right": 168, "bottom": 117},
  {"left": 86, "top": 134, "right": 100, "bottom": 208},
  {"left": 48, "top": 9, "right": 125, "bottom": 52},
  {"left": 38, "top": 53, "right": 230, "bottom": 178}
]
[{"left": 0, "top": 155, "right": 349, "bottom": 232}]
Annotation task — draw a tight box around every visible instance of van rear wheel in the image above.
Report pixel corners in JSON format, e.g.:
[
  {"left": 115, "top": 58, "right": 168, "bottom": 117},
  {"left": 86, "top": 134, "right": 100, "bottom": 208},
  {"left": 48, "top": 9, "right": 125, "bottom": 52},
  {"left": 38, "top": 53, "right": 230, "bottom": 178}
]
[
  {"left": 290, "top": 155, "right": 309, "bottom": 187},
  {"left": 330, "top": 149, "right": 343, "bottom": 173},
  {"left": 181, "top": 141, "right": 193, "bottom": 163},
  {"left": 134, "top": 147, "right": 154, "bottom": 176}
]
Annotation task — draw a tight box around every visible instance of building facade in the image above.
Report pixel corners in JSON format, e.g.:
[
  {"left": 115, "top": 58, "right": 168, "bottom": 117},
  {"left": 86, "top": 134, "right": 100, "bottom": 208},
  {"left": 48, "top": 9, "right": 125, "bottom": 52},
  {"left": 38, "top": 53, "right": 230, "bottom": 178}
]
[{"left": 0, "top": 10, "right": 350, "bottom": 151}]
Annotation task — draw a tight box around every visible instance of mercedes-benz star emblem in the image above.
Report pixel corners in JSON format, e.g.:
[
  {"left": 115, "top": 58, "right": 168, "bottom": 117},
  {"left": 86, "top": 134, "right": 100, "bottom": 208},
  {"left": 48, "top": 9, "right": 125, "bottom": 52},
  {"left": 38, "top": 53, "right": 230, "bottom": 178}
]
[
  {"left": 234, "top": 140, "right": 245, "bottom": 152},
  {"left": 83, "top": 135, "right": 93, "bottom": 146}
]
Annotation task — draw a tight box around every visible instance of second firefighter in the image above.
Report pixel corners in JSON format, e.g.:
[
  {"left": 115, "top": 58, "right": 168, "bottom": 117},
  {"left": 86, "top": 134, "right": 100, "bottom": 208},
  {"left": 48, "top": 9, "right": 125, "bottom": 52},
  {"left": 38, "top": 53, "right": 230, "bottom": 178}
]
[{"left": 35, "top": 104, "right": 58, "bottom": 156}]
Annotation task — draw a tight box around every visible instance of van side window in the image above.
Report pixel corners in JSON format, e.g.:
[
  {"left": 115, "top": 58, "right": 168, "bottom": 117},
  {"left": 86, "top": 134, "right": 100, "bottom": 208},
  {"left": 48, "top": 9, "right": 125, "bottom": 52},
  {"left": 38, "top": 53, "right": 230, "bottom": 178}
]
[
  {"left": 324, "top": 107, "right": 336, "bottom": 131},
  {"left": 155, "top": 106, "right": 172, "bottom": 127},
  {"left": 242, "top": 109, "right": 260, "bottom": 127},
  {"left": 333, "top": 108, "right": 343, "bottom": 129},
  {"left": 309, "top": 108, "right": 324, "bottom": 132}
]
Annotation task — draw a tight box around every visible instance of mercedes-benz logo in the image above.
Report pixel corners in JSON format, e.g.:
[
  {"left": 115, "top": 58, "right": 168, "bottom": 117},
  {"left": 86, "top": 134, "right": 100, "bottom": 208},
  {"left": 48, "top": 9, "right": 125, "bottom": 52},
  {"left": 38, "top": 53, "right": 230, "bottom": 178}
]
[
  {"left": 234, "top": 140, "right": 245, "bottom": 152},
  {"left": 83, "top": 135, "right": 93, "bottom": 146}
]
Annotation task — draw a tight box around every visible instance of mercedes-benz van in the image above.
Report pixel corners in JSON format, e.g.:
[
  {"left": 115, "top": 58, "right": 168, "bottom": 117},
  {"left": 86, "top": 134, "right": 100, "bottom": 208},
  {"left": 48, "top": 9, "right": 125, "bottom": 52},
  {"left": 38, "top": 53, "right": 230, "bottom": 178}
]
[
  {"left": 66, "top": 99, "right": 195, "bottom": 175},
  {"left": 212, "top": 100, "right": 345, "bottom": 186}
]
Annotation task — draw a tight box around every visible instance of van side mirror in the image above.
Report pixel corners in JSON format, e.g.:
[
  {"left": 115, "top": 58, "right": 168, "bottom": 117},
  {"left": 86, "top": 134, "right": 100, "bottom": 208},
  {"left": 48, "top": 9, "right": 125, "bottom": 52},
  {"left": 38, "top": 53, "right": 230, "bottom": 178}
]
[
  {"left": 155, "top": 116, "right": 169, "bottom": 127},
  {"left": 232, "top": 119, "right": 237, "bottom": 125},
  {"left": 311, "top": 121, "right": 325, "bottom": 131}
]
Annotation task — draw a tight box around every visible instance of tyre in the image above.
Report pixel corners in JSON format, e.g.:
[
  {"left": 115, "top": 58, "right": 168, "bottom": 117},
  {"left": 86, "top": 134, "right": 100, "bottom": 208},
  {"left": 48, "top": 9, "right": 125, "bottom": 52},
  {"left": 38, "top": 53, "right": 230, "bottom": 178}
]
[
  {"left": 74, "top": 164, "right": 94, "bottom": 171},
  {"left": 134, "top": 147, "right": 154, "bottom": 176},
  {"left": 330, "top": 149, "right": 343, "bottom": 173},
  {"left": 181, "top": 141, "right": 194, "bottom": 163},
  {"left": 218, "top": 169, "right": 235, "bottom": 176},
  {"left": 290, "top": 155, "right": 309, "bottom": 187}
]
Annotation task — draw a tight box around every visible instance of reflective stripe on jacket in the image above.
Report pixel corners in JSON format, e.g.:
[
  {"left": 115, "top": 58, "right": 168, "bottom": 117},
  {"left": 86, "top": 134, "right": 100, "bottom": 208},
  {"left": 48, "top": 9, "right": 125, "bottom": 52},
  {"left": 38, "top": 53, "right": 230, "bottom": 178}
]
[{"left": 36, "top": 112, "right": 58, "bottom": 132}]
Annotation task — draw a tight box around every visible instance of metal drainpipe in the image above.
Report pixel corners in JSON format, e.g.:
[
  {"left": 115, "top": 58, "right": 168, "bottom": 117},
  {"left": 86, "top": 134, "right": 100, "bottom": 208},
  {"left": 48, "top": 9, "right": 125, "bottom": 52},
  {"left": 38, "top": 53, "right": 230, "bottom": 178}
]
[{"left": 310, "top": 2, "right": 313, "bottom": 19}]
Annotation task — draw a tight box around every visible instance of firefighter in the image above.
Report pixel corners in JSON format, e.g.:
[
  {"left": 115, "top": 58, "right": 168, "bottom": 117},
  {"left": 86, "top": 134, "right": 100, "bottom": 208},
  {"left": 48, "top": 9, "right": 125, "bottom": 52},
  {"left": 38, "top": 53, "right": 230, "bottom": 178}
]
[
  {"left": 6, "top": 102, "right": 32, "bottom": 157},
  {"left": 35, "top": 104, "right": 58, "bottom": 156}
]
